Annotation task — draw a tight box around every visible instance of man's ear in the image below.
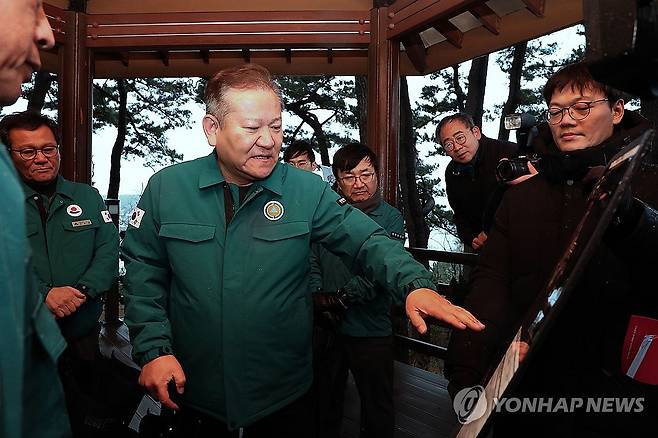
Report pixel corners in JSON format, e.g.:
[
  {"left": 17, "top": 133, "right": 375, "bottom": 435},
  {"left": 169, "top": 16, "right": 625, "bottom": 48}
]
[
  {"left": 472, "top": 125, "right": 482, "bottom": 140},
  {"left": 202, "top": 114, "right": 220, "bottom": 146},
  {"left": 611, "top": 99, "right": 625, "bottom": 126}
]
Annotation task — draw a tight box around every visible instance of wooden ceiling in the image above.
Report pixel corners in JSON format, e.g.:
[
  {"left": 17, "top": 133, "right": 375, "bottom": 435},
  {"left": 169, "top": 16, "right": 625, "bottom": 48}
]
[{"left": 43, "top": 0, "right": 582, "bottom": 78}]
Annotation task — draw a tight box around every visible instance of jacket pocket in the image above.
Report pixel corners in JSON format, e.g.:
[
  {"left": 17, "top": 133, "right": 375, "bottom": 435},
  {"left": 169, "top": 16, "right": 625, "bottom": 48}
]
[
  {"left": 159, "top": 223, "right": 216, "bottom": 242},
  {"left": 252, "top": 221, "right": 309, "bottom": 241},
  {"left": 26, "top": 222, "right": 40, "bottom": 237}
]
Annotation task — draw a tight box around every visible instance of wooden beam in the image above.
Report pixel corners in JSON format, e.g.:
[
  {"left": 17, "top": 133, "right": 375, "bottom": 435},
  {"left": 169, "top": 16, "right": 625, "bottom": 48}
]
[
  {"left": 118, "top": 51, "right": 130, "bottom": 67},
  {"left": 200, "top": 49, "right": 210, "bottom": 64},
  {"left": 412, "top": 0, "right": 581, "bottom": 75},
  {"left": 58, "top": 10, "right": 93, "bottom": 184},
  {"left": 387, "top": 0, "right": 478, "bottom": 39},
  {"left": 368, "top": 7, "right": 399, "bottom": 205},
  {"left": 469, "top": 2, "right": 500, "bottom": 35},
  {"left": 432, "top": 20, "right": 463, "bottom": 49},
  {"left": 522, "top": 0, "right": 545, "bottom": 17},
  {"left": 159, "top": 50, "right": 170, "bottom": 66},
  {"left": 401, "top": 33, "right": 427, "bottom": 73}
]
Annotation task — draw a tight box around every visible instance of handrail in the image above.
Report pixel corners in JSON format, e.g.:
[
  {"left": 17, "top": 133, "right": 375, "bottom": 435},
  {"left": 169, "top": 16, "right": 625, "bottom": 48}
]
[{"left": 406, "top": 247, "right": 478, "bottom": 266}]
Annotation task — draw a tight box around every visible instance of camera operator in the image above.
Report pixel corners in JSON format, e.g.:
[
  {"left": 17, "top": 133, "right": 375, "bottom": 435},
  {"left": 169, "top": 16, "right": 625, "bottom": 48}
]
[
  {"left": 446, "top": 62, "right": 658, "bottom": 437},
  {"left": 436, "top": 113, "right": 517, "bottom": 252}
]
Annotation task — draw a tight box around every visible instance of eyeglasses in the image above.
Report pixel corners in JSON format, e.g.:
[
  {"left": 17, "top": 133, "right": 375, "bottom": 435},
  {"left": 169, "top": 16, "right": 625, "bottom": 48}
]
[
  {"left": 442, "top": 132, "right": 469, "bottom": 152},
  {"left": 290, "top": 160, "right": 310, "bottom": 168},
  {"left": 8, "top": 145, "right": 59, "bottom": 161},
  {"left": 544, "top": 99, "right": 609, "bottom": 125},
  {"left": 339, "top": 172, "right": 375, "bottom": 185}
]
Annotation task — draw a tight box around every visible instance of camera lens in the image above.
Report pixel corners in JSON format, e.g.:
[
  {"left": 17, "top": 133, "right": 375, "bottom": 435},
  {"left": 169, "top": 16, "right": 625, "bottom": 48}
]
[{"left": 496, "top": 158, "right": 530, "bottom": 182}]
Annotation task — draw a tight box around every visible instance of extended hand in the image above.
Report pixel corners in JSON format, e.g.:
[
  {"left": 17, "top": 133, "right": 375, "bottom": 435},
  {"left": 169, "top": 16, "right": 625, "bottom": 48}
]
[
  {"left": 405, "top": 288, "right": 485, "bottom": 334},
  {"left": 45, "top": 286, "right": 87, "bottom": 318},
  {"left": 139, "top": 355, "right": 186, "bottom": 411}
]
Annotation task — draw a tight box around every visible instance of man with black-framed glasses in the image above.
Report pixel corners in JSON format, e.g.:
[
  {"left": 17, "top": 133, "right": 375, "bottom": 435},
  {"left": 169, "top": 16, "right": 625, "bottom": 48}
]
[
  {"left": 0, "top": 110, "right": 119, "bottom": 436},
  {"left": 446, "top": 62, "right": 658, "bottom": 437},
  {"left": 436, "top": 113, "right": 517, "bottom": 252},
  {"left": 310, "top": 142, "right": 406, "bottom": 438}
]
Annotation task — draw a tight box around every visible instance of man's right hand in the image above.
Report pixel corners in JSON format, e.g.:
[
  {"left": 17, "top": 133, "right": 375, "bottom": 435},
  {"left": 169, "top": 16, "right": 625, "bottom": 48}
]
[
  {"left": 139, "top": 355, "right": 186, "bottom": 411},
  {"left": 45, "top": 286, "right": 87, "bottom": 318}
]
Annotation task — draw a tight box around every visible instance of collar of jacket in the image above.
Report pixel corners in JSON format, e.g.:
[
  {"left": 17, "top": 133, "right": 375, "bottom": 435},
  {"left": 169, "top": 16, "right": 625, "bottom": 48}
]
[
  {"left": 197, "top": 151, "right": 284, "bottom": 196},
  {"left": 21, "top": 174, "right": 74, "bottom": 200},
  {"left": 450, "top": 143, "right": 482, "bottom": 177}
]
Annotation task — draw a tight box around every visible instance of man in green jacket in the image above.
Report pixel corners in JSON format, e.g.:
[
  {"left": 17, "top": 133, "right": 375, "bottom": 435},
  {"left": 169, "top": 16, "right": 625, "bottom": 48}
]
[
  {"left": 121, "top": 63, "right": 484, "bottom": 438},
  {"left": 1, "top": 111, "right": 119, "bottom": 436},
  {"left": 310, "top": 143, "right": 405, "bottom": 438},
  {"left": 0, "top": 1, "right": 70, "bottom": 437}
]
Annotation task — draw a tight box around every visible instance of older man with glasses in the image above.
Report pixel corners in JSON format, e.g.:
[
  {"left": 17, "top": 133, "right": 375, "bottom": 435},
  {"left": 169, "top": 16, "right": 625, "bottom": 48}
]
[
  {"left": 436, "top": 113, "right": 517, "bottom": 252},
  {"left": 0, "top": 111, "right": 119, "bottom": 436},
  {"left": 446, "top": 62, "right": 658, "bottom": 437}
]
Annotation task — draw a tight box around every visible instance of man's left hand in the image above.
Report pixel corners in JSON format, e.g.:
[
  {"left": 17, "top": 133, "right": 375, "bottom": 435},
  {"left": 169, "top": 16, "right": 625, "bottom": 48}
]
[{"left": 405, "top": 288, "right": 484, "bottom": 334}]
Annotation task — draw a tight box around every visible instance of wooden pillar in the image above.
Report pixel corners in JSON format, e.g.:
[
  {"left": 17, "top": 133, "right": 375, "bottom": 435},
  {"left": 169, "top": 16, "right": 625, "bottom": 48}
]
[
  {"left": 58, "top": 11, "right": 93, "bottom": 183},
  {"left": 368, "top": 6, "right": 400, "bottom": 206}
]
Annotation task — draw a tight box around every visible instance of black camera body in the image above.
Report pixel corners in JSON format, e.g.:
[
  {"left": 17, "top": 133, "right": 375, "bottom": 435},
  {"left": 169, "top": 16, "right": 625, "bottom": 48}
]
[{"left": 496, "top": 154, "right": 541, "bottom": 182}]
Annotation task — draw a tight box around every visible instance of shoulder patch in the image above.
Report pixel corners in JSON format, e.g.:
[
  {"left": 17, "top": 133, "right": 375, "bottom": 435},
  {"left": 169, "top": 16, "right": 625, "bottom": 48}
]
[
  {"left": 390, "top": 231, "right": 405, "bottom": 241},
  {"left": 101, "top": 210, "right": 113, "bottom": 223},
  {"left": 128, "top": 207, "right": 145, "bottom": 229},
  {"left": 336, "top": 197, "right": 348, "bottom": 206}
]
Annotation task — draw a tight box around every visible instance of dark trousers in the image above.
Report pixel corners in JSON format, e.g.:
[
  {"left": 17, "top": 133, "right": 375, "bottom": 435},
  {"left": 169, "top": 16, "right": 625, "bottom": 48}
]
[
  {"left": 168, "top": 391, "right": 314, "bottom": 438},
  {"left": 314, "top": 332, "right": 394, "bottom": 438},
  {"left": 58, "top": 329, "right": 102, "bottom": 437}
]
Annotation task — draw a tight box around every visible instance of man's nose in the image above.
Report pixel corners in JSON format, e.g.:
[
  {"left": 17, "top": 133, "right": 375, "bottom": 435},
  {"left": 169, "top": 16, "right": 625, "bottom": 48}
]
[
  {"left": 257, "top": 128, "right": 275, "bottom": 148},
  {"left": 33, "top": 150, "right": 49, "bottom": 162},
  {"left": 353, "top": 177, "right": 365, "bottom": 188},
  {"left": 36, "top": 6, "right": 55, "bottom": 51}
]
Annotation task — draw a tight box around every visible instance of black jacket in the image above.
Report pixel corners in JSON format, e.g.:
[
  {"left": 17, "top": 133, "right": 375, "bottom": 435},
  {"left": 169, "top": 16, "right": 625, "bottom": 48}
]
[
  {"left": 446, "top": 112, "right": 658, "bottom": 436},
  {"left": 445, "top": 135, "right": 517, "bottom": 246}
]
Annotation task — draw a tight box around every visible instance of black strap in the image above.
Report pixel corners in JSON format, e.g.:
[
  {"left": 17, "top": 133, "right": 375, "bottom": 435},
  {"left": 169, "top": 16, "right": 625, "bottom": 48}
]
[{"left": 33, "top": 194, "right": 50, "bottom": 256}]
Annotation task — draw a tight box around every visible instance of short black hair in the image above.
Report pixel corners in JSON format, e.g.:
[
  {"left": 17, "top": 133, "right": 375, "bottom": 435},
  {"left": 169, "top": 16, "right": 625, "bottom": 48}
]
[
  {"left": 332, "top": 142, "right": 378, "bottom": 178},
  {"left": 435, "top": 113, "right": 476, "bottom": 144},
  {"left": 282, "top": 139, "right": 315, "bottom": 163},
  {"left": 543, "top": 62, "right": 624, "bottom": 106},
  {"left": 0, "top": 111, "right": 59, "bottom": 148}
]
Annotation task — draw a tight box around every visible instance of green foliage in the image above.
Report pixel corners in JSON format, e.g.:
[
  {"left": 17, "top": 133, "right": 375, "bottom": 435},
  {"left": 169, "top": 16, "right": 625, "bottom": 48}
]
[
  {"left": 277, "top": 75, "right": 359, "bottom": 148},
  {"left": 92, "top": 78, "right": 200, "bottom": 167}
]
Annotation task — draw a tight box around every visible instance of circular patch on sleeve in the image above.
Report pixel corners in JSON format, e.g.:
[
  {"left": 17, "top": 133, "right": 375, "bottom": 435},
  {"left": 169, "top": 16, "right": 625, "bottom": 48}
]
[
  {"left": 66, "top": 204, "right": 83, "bottom": 217},
  {"left": 263, "top": 201, "right": 284, "bottom": 221}
]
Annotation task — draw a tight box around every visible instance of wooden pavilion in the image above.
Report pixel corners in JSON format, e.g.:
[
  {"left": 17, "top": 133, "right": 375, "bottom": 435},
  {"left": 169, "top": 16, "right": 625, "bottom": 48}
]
[
  {"left": 42, "top": 0, "right": 582, "bottom": 202},
  {"left": 37, "top": 1, "right": 588, "bottom": 436}
]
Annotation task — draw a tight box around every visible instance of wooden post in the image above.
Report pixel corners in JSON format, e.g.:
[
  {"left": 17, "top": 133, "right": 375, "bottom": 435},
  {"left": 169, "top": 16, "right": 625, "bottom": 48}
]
[
  {"left": 367, "top": 6, "right": 400, "bottom": 206},
  {"left": 58, "top": 10, "right": 93, "bottom": 184}
]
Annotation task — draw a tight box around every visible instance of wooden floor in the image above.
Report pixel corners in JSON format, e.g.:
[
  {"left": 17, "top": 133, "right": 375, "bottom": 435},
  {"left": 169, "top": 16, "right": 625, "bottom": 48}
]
[
  {"left": 342, "top": 362, "right": 458, "bottom": 438},
  {"left": 100, "top": 323, "right": 458, "bottom": 437}
]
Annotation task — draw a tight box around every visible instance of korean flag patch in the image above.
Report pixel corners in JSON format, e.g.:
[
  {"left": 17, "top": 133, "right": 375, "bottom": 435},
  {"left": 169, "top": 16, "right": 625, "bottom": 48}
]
[
  {"left": 128, "top": 207, "right": 145, "bottom": 229},
  {"left": 101, "top": 210, "right": 113, "bottom": 223}
]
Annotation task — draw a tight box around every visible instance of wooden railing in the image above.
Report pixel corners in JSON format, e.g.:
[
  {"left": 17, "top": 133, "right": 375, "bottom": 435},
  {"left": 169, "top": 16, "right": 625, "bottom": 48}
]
[{"left": 393, "top": 247, "right": 478, "bottom": 361}]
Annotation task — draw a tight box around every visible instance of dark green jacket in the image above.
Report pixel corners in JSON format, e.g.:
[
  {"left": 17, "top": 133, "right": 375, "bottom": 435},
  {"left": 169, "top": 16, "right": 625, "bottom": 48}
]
[
  {"left": 0, "top": 146, "right": 70, "bottom": 438},
  {"left": 121, "top": 153, "right": 436, "bottom": 429},
  {"left": 309, "top": 200, "right": 405, "bottom": 337},
  {"left": 23, "top": 175, "right": 119, "bottom": 340}
]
